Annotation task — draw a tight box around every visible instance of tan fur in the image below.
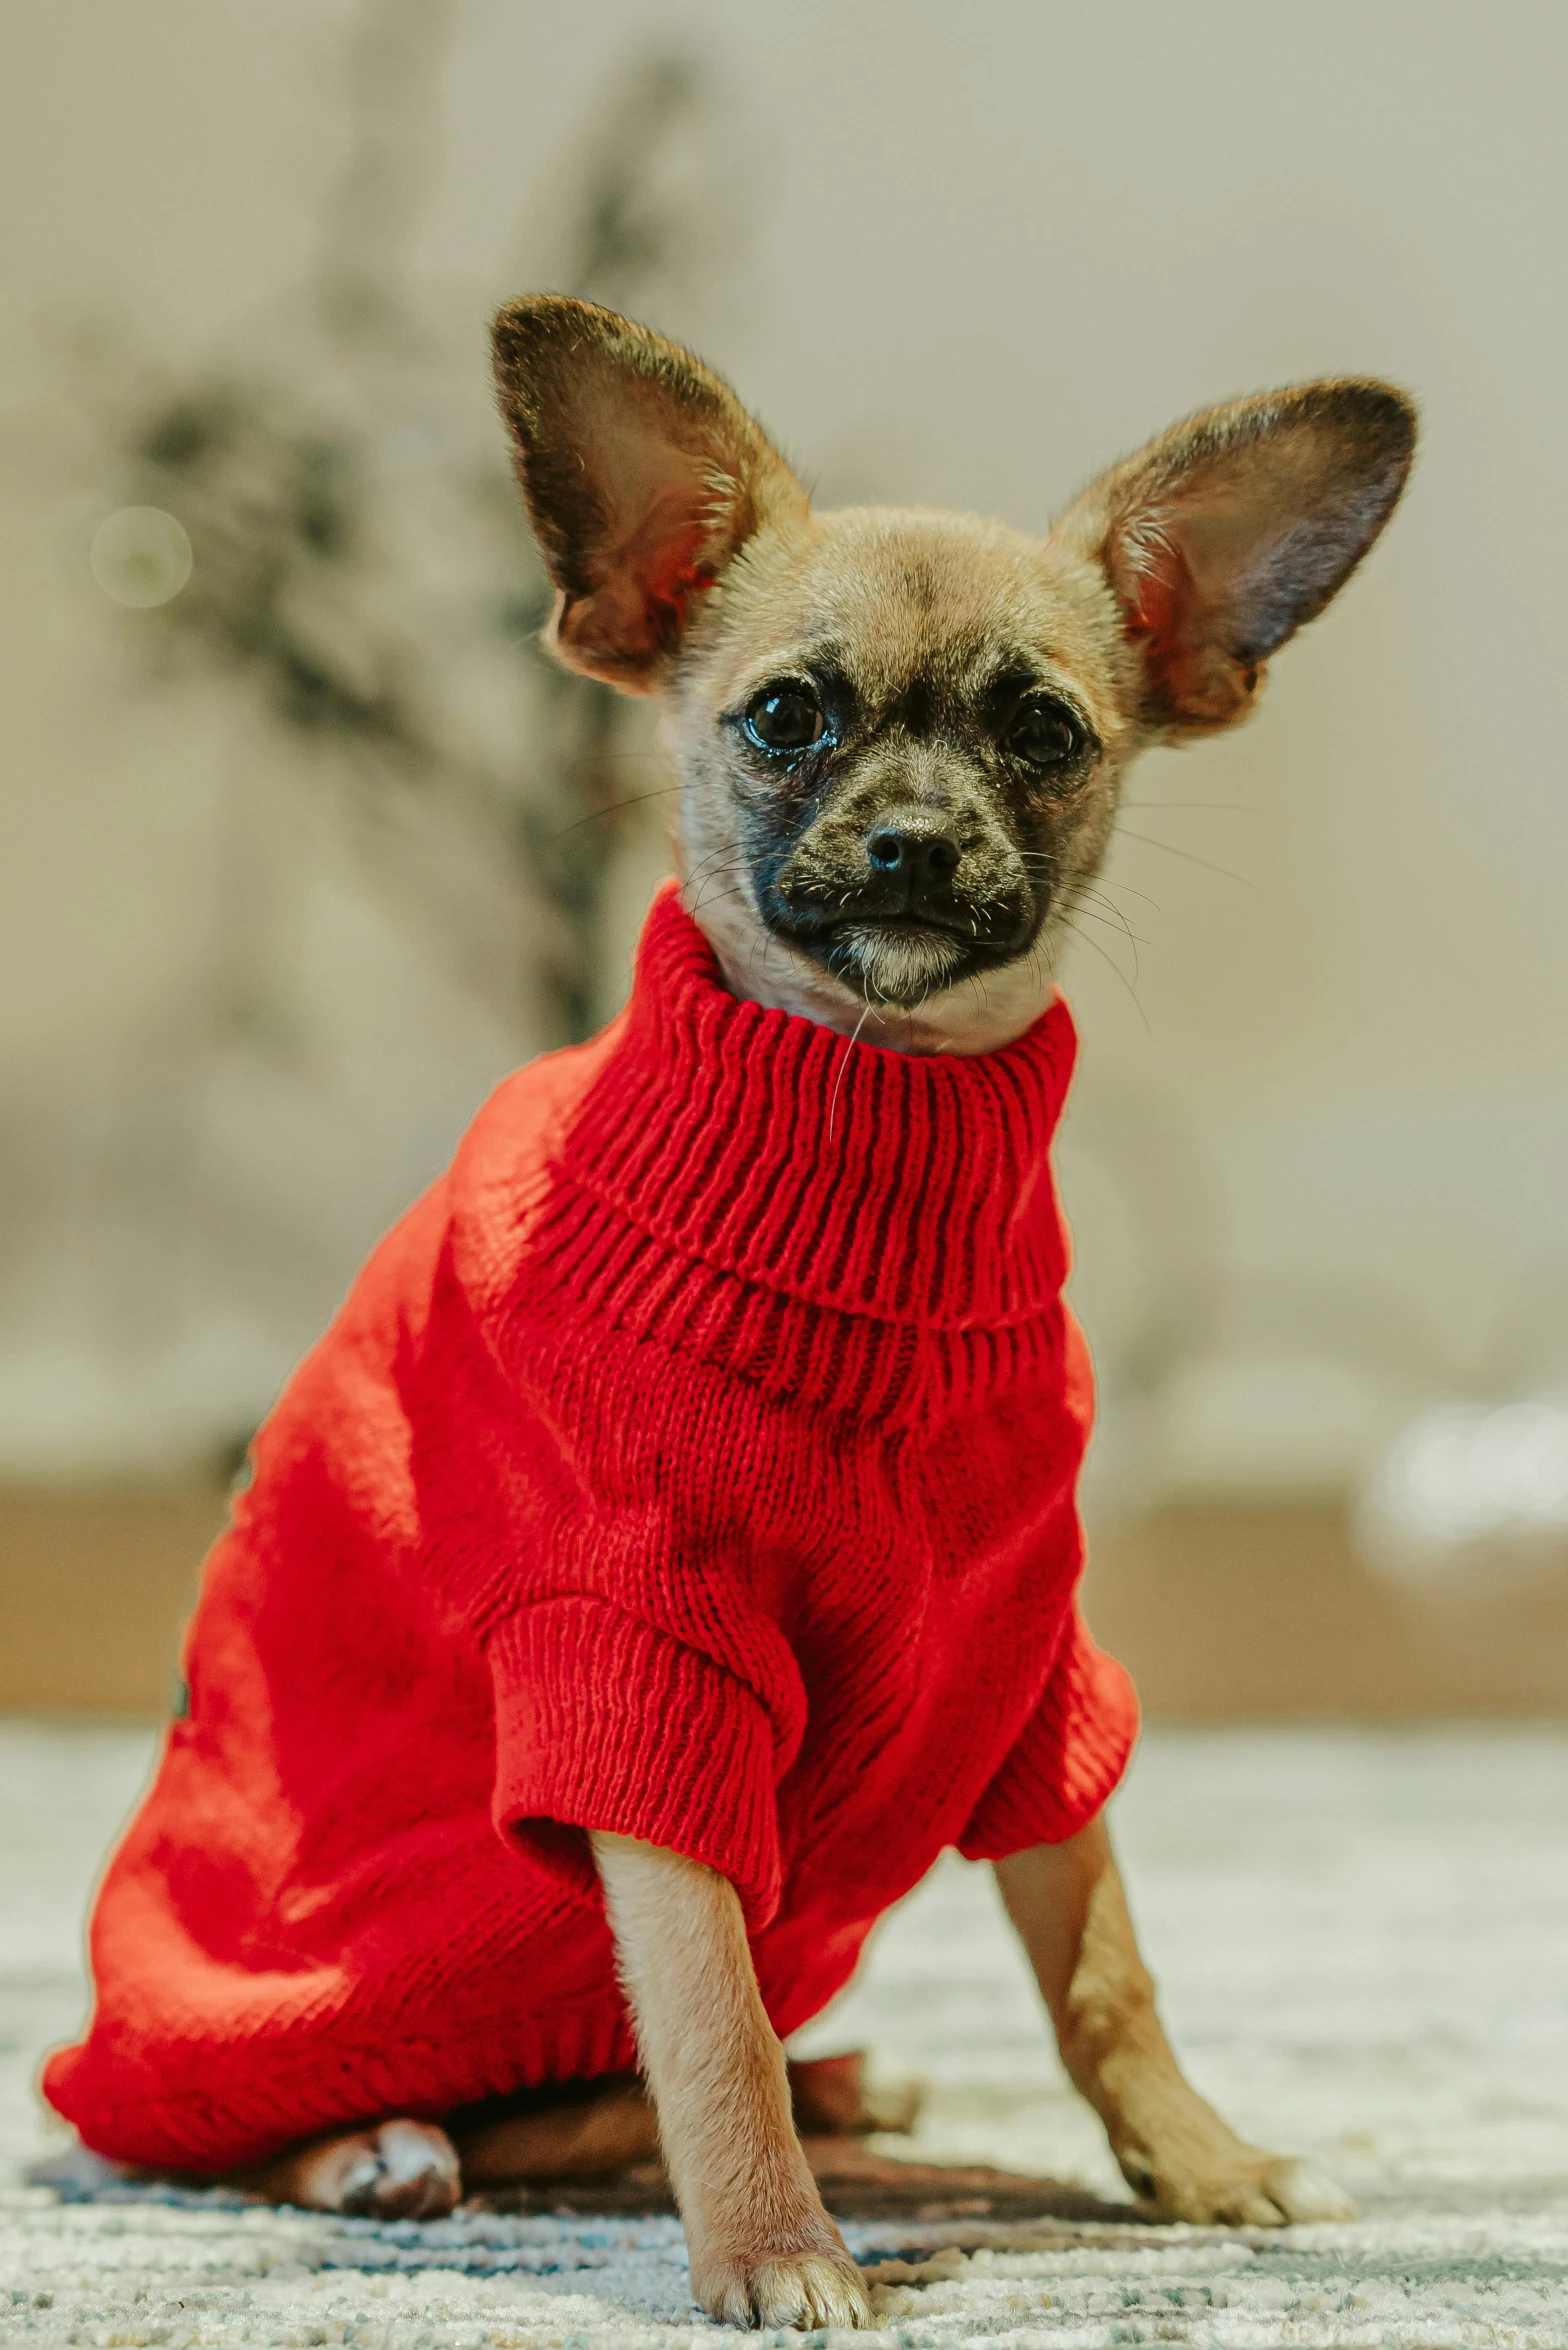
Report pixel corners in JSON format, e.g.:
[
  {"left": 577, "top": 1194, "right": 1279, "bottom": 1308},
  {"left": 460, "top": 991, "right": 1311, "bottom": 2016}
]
[
  {"left": 130, "top": 306, "right": 1411, "bottom": 2317},
  {"left": 995, "top": 1823, "right": 1352, "bottom": 2226},
  {"left": 490, "top": 295, "right": 1413, "bottom": 1056},
  {"left": 454, "top": 2076, "right": 660, "bottom": 2186},
  {"left": 450, "top": 2052, "right": 913, "bottom": 2187},
  {"left": 665, "top": 504, "right": 1135, "bottom": 1051},
  {"left": 591, "top": 1833, "right": 870, "bottom": 2329}
]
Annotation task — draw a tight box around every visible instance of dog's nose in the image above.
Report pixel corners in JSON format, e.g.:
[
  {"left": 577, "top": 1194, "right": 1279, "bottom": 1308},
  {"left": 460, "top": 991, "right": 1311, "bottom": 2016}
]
[{"left": 866, "top": 827, "right": 961, "bottom": 883}]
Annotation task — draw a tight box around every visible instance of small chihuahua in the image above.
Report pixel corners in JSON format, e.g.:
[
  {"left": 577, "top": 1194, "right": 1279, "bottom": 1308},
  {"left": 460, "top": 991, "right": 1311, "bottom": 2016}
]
[
  {"left": 478, "top": 303, "right": 1412, "bottom": 2323},
  {"left": 58, "top": 300, "right": 1413, "bottom": 2331}
]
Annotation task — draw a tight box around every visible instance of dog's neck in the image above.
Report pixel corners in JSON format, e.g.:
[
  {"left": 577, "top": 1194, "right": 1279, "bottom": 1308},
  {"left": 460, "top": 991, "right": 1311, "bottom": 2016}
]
[{"left": 678, "top": 866, "right": 1058, "bottom": 1058}]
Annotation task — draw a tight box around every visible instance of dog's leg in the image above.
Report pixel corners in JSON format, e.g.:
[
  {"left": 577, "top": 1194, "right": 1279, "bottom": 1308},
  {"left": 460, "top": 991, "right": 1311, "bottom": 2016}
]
[
  {"left": 592, "top": 1831, "right": 871, "bottom": 2328},
  {"left": 241, "top": 2118, "right": 461, "bottom": 2218},
  {"left": 453, "top": 2075, "right": 661, "bottom": 2184},
  {"left": 994, "top": 1818, "right": 1354, "bottom": 2225}
]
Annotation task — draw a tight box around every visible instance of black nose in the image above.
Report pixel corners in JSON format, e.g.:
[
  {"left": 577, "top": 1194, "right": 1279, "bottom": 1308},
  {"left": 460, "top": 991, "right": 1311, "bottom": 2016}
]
[{"left": 866, "top": 827, "right": 961, "bottom": 882}]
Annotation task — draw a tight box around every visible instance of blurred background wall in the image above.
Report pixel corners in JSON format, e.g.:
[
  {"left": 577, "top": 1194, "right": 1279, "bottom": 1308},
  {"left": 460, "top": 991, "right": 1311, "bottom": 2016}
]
[{"left": 2, "top": 0, "right": 1566, "bottom": 1714}]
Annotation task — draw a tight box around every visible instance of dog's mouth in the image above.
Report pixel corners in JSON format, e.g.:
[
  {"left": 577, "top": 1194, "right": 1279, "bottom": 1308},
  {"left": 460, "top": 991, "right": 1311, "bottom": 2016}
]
[{"left": 765, "top": 898, "right": 1041, "bottom": 1007}]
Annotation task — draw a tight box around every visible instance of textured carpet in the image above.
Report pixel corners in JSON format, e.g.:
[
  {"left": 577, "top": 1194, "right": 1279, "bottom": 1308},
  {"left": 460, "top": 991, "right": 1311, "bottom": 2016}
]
[{"left": 4, "top": 1720, "right": 1567, "bottom": 2345}]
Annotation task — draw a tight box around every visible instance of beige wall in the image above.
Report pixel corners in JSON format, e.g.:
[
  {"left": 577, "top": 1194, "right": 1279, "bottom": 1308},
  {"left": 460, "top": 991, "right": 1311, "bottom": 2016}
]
[{"left": 2, "top": 1, "right": 1565, "bottom": 1493}]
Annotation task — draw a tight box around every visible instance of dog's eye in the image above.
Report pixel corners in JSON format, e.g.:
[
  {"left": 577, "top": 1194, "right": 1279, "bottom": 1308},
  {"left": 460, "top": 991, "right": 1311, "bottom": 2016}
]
[
  {"left": 1005, "top": 699, "right": 1081, "bottom": 767},
  {"left": 744, "top": 685, "right": 825, "bottom": 754}
]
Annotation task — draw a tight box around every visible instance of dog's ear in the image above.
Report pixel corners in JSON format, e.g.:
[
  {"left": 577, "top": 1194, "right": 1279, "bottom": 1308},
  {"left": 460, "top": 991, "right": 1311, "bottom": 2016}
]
[
  {"left": 492, "top": 296, "right": 808, "bottom": 692},
  {"left": 1057, "top": 380, "right": 1416, "bottom": 738}
]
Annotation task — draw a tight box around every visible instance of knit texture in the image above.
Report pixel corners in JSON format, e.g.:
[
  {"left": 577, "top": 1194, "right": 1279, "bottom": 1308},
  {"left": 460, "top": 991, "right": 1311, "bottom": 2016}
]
[{"left": 43, "top": 884, "right": 1137, "bottom": 2173}]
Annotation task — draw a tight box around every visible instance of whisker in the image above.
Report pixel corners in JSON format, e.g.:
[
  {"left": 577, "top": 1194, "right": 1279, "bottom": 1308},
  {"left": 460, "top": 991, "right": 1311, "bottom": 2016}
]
[
  {"left": 1076, "top": 882, "right": 1144, "bottom": 935},
  {"left": 1113, "top": 829, "right": 1258, "bottom": 890},
  {"left": 689, "top": 876, "right": 747, "bottom": 918},
  {"left": 682, "top": 842, "right": 741, "bottom": 892},
  {"left": 557, "top": 746, "right": 668, "bottom": 775},
  {"left": 1014, "top": 852, "right": 1162, "bottom": 914},
  {"left": 1068, "top": 897, "right": 1148, "bottom": 982},
  {"left": 1082, "top": 871, "right": 1162, "bottom": 912},
  {"left": 1070, "top": 903, "right": 1150, "bottom": 947},
  {"left": 554, "top": 781, "right": 682, "bottom": 837},
  {"left": 827, "top": 1002, "right": 874, "bottom": 1142},
  {"left": 1012, "top": 850, "right": 1163, "bottom": 917},
  {"left": 691, "top": 879, "right": 735, "bottom": 914},
  {"left": 1058, "top": 917, "right": 1154, "bottom": 1039},
  {"left": 682, "top": 838, "right": 741, "bottom": 884}
]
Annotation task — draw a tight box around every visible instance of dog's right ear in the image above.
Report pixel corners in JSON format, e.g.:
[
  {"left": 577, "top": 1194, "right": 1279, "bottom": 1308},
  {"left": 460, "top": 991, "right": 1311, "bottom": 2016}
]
[
  {"left": 492, "top": 297, "right": 807, "bottom": 693},
  {"left": 1056, "top": 379, "right": 1417, "bottom": 739}
]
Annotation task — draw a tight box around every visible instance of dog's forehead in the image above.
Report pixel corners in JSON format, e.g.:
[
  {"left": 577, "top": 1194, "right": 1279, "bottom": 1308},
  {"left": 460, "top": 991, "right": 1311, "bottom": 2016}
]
[{"left": 736, "top": 506, "right": 1105, "bottom": 705}]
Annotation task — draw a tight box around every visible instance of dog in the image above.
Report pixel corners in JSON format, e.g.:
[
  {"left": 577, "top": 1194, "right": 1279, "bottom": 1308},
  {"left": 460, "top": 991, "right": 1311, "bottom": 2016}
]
[{"left": 46, "top": 299, "right": 1414, "bottom": 2331}]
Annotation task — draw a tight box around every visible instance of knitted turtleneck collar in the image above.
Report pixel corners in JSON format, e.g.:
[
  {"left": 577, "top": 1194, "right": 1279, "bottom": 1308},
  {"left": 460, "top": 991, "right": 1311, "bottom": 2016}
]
[{"left": 550, "top": 883, "right": 1078, "bottom": 1339}]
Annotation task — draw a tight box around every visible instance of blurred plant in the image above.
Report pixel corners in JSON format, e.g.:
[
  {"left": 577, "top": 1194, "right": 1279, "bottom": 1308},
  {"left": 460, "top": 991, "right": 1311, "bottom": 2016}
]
[
  {"left": 76, "top": 0, "right": 739, "bottom": 1046},
  {"left": 0, "top": 0, "right": 754, "bottom": 1476}
]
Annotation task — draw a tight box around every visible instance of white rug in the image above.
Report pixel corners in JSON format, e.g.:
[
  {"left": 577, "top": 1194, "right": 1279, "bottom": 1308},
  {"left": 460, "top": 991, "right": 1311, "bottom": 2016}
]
[{"left": 4, "top": 1719, "right": 1567, "bottom": 2346}]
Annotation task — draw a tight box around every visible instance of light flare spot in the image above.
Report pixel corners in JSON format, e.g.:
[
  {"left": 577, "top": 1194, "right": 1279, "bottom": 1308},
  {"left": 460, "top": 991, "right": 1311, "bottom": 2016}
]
[{"left": 89, "top": 506, "right": 193, "bottom": 607}]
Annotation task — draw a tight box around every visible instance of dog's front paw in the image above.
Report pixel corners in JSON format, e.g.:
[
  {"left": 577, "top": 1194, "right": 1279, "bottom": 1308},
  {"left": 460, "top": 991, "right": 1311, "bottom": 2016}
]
[
  {"left": 692, "top": 2247, "right": 872, "bottom": 2330},
  {"left": 1121, "top": 2145, "right": 1355, "bottom": 2229}
]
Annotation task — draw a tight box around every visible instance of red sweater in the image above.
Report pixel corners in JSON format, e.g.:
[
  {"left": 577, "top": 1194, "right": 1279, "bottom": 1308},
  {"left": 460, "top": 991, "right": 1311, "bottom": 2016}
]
[{"left": 45, "top": 884, "right": 1137, "bottom": 2173}]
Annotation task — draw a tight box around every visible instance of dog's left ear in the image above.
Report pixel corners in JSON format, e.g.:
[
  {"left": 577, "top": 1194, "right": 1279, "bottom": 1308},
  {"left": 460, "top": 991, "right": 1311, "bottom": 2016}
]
[
  {"left": 492, "top": 295, "right": 808, "bottom": 692},
  {"left": 1057, "top": 380, "right": 1417, "bottom": 738}
]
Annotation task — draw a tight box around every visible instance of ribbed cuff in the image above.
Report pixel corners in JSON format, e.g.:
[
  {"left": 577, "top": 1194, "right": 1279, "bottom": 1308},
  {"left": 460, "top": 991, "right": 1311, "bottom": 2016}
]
[
  {"left": 487, "top": 1597, "right": 783, "bottom": 1929},
  {"left": 958, "top": 1614, "right": 1140, "bottom": 1857}
]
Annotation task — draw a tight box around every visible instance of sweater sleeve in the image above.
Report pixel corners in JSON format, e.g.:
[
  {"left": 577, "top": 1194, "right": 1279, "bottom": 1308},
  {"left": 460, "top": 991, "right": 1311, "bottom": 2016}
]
[
  {"left": 486, "top": 1596, "right": 784, "bottom": 1929},
  {"left": 957, "top": 1604, "right": 1140, "bottom": 1858}
]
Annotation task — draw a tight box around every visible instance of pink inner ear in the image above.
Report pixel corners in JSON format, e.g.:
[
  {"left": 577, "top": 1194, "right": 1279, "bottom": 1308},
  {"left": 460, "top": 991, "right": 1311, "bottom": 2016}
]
[
  {"left": 559, "top": 501, "right": 724, "bottom": 681},
  {"left": 615, "top": 466, "right": 736, "bottom": 654},
  {"left": 1121, "top": 534, "right": 1193, "bottom": 698},
  {"left": 1119, "top": 531, "right": 1252, "bottom": 728},
  {"left": 1125, "top": 556, "right": 1180, "bottom": 651},
  {"left": 638, "top": 518, "right": 717, "bottom": 634}
]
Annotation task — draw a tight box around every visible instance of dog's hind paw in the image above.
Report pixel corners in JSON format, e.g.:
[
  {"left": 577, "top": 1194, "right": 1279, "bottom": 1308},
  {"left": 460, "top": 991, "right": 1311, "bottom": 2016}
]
[
  {"left": 264, "top": 2117, "right": 461, "bottom": 2220},
  {"left": 338, "top": 2119, "right": 462, "bottom": 2219}
]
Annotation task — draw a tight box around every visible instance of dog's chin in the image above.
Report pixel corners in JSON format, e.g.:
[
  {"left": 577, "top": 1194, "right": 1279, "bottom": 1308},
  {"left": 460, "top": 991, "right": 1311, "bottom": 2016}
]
[{"left": 784, "top": 918, "right": 1023, "bottom": 1010}]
